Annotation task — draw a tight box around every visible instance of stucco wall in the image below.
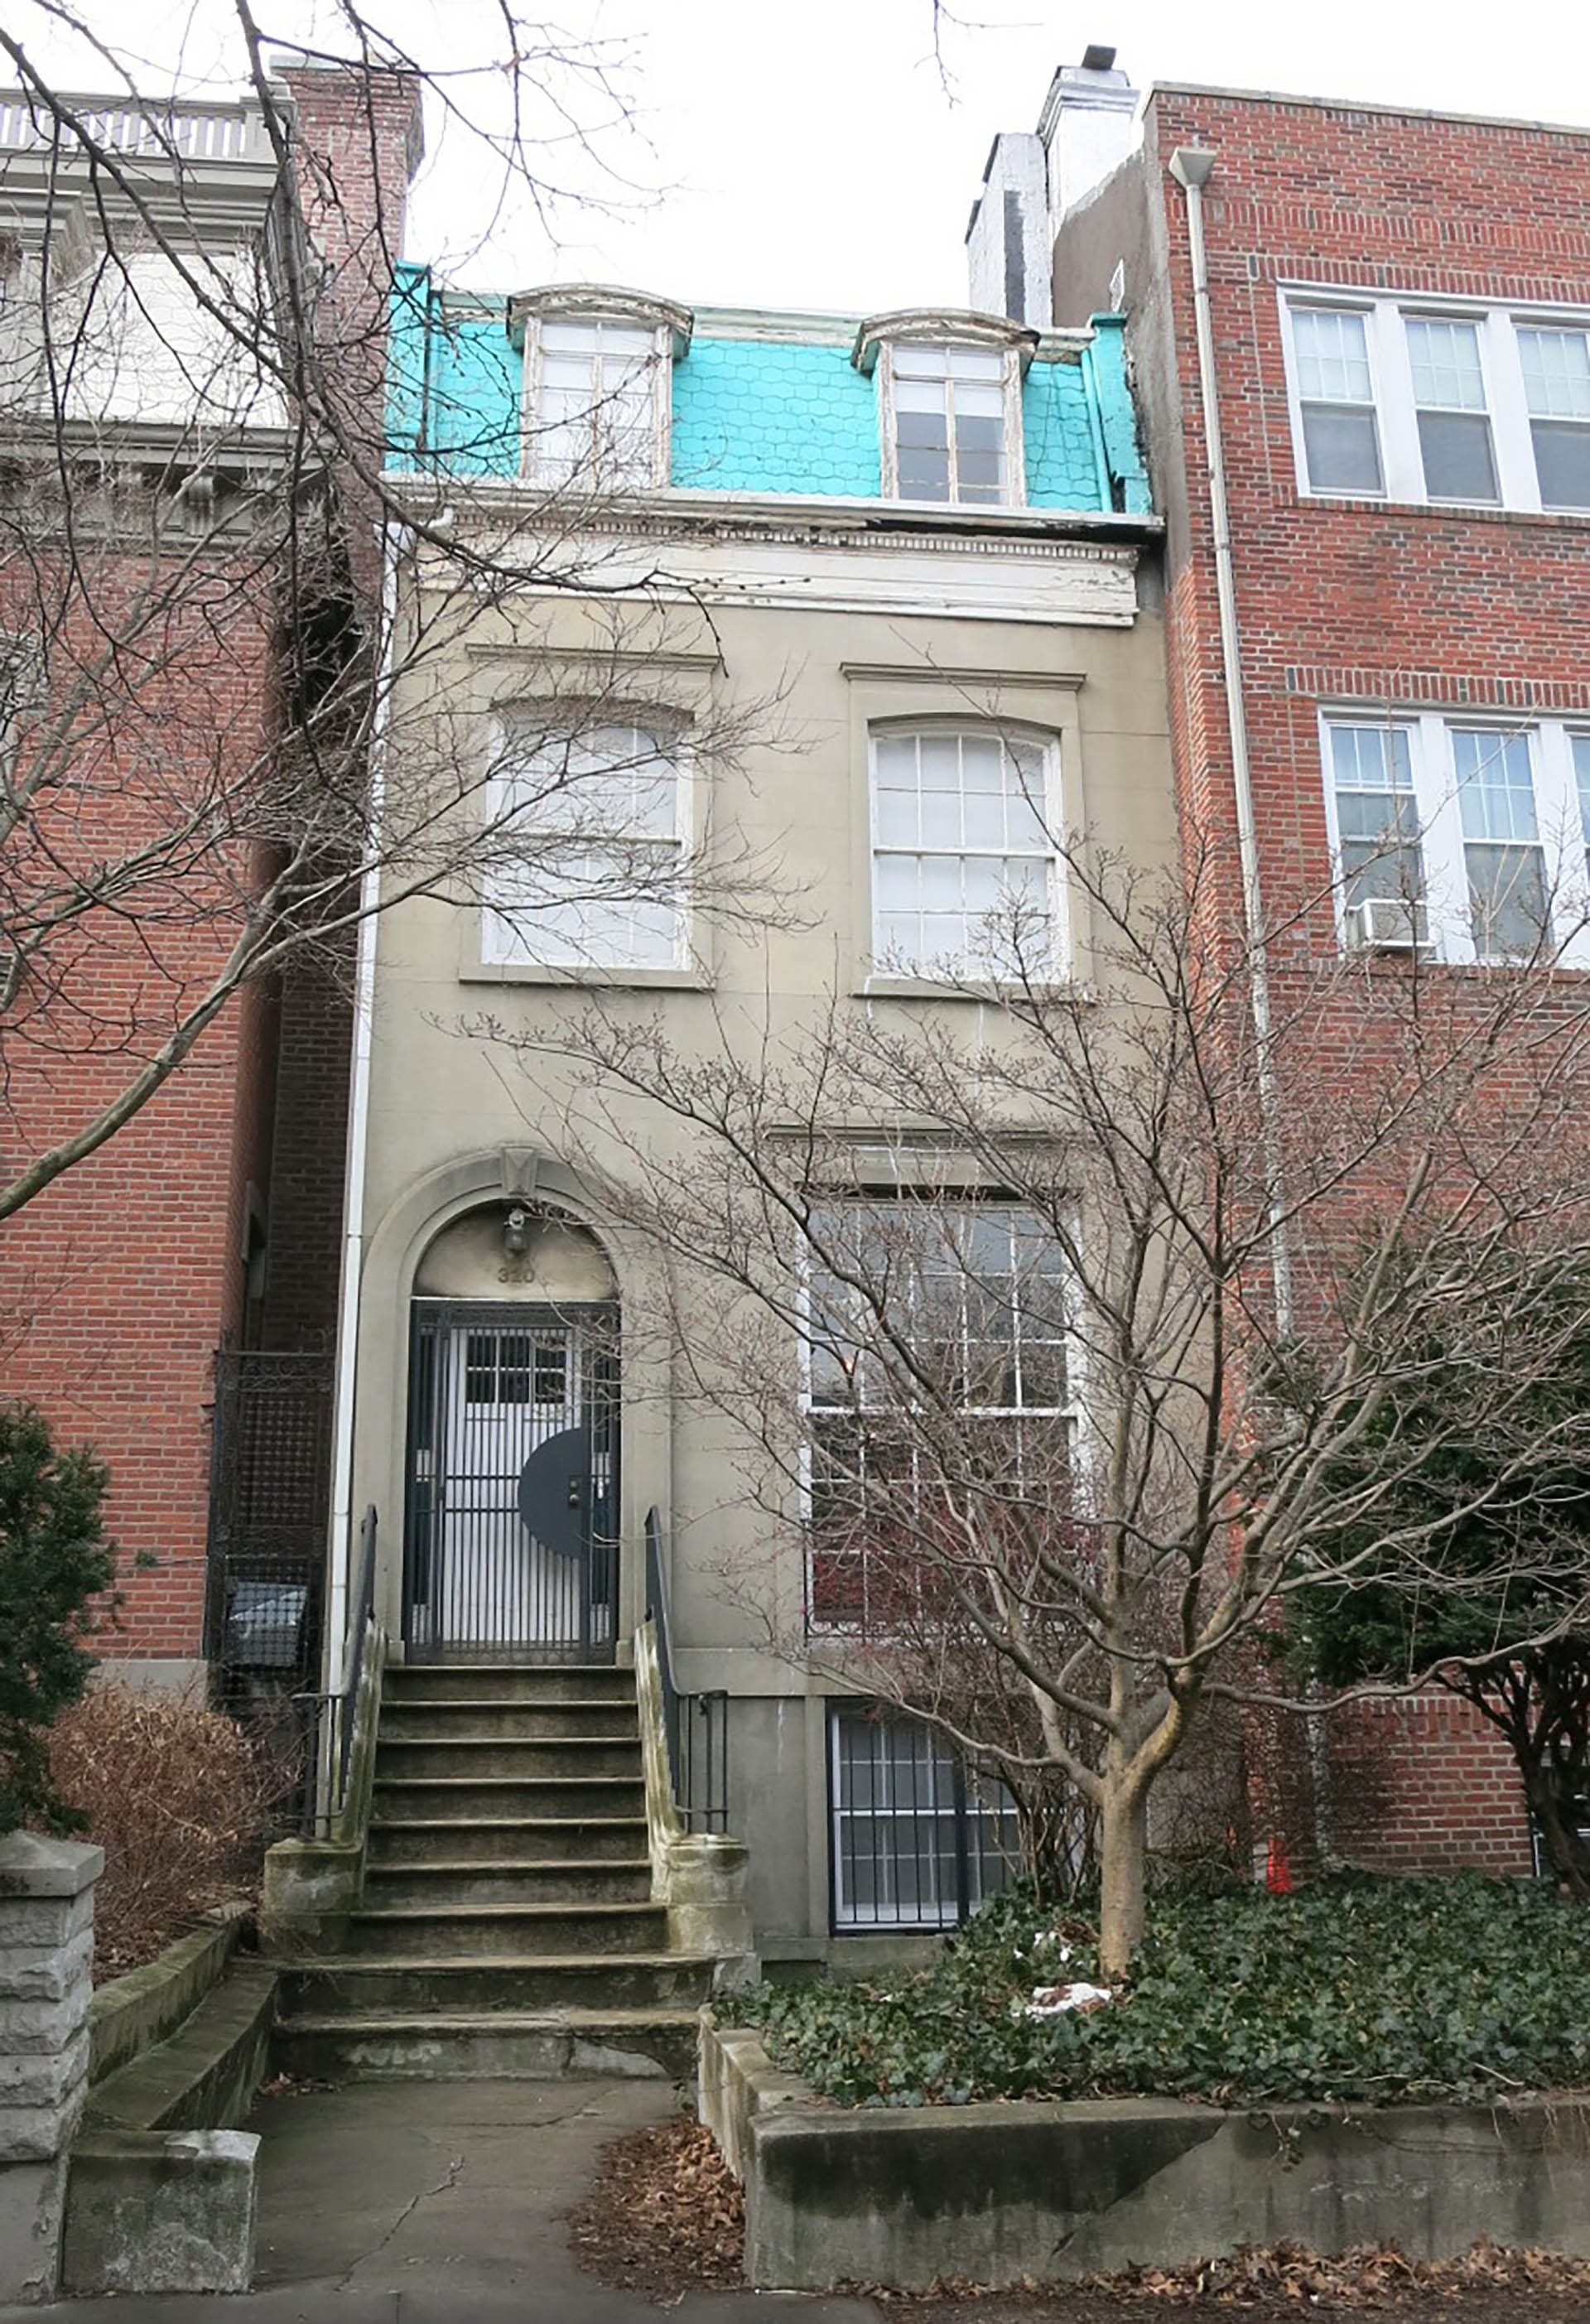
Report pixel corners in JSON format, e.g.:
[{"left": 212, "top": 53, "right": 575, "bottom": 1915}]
[{"left": 351, "top": 520, "right": 1172, "bottom": 1943}]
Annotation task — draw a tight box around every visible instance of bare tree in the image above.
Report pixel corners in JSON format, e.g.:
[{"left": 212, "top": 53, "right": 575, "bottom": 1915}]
[
  {"left": 0, "top": 2, "right": 787, "bottom": 1232},
  {"left": 491, "top": 841, "right": 1590, "bottom": 1974}
]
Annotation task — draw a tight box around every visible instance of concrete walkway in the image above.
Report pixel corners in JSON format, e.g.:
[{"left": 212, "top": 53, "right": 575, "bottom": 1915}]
[{"left": 0, "top": 2079, "right": 879, "bottom": 2323}]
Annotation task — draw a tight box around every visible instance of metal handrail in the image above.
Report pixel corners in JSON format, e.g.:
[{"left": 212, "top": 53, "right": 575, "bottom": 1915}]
[
  {"left": 295, "top": 1504, "right": 378, "bottom": 1838},
  {"left": 643, "top": 1506, "right": 728, "bottom": 1835}
]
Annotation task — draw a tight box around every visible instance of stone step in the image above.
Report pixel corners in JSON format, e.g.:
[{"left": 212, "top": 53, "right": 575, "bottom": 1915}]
[
  {"left": 383, "top": 1664, "right": 634, "bottom": 1704},
  {"left": 374, "top": 1736, "right": 642, "bottom": 1782},
  {"left": 371, "top": 1776, "right": 645, "bottom": 1822},
  {"left": 272, "top": 2008, "right": 701, "bottom": 2084},
  {"left": 345, "top": 1902, "right": 668, "bottom": 1959},
  {"left": 367, "top": 1815, "right": 649, "bottom": 1865},
  {"left": 360, "top": 1859, "right": 653, "bottom": 1910},
  {"left": 377, "top": 1700, "right": 640, "bottom": 1743},
  {"left": 277, "top": 1952, "right": 719, "bottom": 2016}
]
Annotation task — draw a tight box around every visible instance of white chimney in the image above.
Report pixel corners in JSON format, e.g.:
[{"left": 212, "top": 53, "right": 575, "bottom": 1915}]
[
  {"left": 966, "top": 130, "right": 1052, "bottom": 328},
  {"left": 1037, "top": 44, "right": 1140, "bottom": 223}
]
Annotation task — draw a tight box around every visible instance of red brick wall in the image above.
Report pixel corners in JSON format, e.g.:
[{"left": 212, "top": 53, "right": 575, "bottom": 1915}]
[
  {"left": 0, "top": 557, "right": 278, "bottom": 1659},
  {"left": 1325, "top": 1695, "right": 1534, "bottom": 1877},
  {"left": 0, "top": 70, "right": 418, "bottom": 1665},
  {"left": 1128, "top": 89, "right": 1590, "bottom": 1873},
  {"left": 1144, "top": 85, "right": 1590, "bottom": 942}
]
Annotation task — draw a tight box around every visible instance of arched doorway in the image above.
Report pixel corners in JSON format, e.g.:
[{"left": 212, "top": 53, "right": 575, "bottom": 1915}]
[{"left": 402, "top": 1205, "right": 620, "bottom": 1663}]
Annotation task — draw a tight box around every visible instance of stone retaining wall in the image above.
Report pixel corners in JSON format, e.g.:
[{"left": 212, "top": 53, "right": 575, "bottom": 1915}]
[{"left": 701, "top": 2018, "right": 1590, "bottom": 2293}]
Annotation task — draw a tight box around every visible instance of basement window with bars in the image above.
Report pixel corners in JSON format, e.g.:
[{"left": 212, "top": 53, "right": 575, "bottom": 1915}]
[{"left": 829, "top": 1705, "right": 1022, "bottom": 1931}]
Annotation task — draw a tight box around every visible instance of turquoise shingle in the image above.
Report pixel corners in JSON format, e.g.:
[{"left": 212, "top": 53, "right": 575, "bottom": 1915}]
[
  {"left": 385, "top": 280, "right": 1144, "bottom": 518},
  {"left": 671, "top": 337, "right": 879, "bottom": 497}
]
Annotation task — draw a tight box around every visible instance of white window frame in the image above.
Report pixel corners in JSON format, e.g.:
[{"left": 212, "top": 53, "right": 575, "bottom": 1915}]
[
  {"left": 798, "top": 1195, "right": 1081, "bottom": 1637},
  {"left": 876, "top": 340, "right": 1024, "bottom": 508},
  {"left": 520, "top": 311, "right": 671, "bottom": 491},
  {"left": 1320, "top": 708, "right": 1590, "bottom": 967},
  {"left": 1280, "top": 285, "right": 1590, "bottom": 515},
  {"left": 866, "top": 721, "right": 1067, "bottom": 985},
  {"left": 479, "top": 707, "right": 692, "bottom": 975}
]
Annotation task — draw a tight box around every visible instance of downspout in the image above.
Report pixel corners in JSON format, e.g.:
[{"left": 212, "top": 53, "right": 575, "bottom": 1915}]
[
  {"left": 325, "top": 516, "right": 407, "bottom": 1686},
  {"left": 1167, "top": 147, "right": 1293, "bottom": 1334}
]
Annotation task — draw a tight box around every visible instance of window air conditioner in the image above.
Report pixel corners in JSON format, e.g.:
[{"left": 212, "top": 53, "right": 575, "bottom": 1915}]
[{"left": 1345, "top": 896, "right": 1430, "bottom": 952}]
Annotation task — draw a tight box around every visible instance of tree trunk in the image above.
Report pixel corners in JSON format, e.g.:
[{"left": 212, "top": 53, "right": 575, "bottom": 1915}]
[
  {"left": 1098, "top": 1778, "right": 1149, "bottom": 1980},
  {"left": 1523, "top": 1764, "right": 1590, "bottom": 1902}
]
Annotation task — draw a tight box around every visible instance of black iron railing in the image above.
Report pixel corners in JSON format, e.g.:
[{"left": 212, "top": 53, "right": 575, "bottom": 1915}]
[
  {"left": 644, "top": 1507, "right": 729, "bottom": 1835},
  {"left": 294, "top": 1506, "right": 378, "bottom": 1839}
]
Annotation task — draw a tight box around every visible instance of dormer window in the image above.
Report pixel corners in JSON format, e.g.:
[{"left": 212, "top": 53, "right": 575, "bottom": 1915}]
[
  {"left": 888, "top": 345, "right": 1008, "bottom": 504},
  {"left": 852, "top": 311, "right": 1035, "bottom": 510},
  {"left": 507, "top": 287, "right": 692, "bottom": 494}
]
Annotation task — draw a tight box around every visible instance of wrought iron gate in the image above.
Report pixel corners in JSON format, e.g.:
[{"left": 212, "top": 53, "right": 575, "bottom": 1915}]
[
  {"left": 205, "top": 1349, "right": 334, "bottom": 1709},
  {"left": 403, "top": 1300, "right": 619, "bottom": 1663}
]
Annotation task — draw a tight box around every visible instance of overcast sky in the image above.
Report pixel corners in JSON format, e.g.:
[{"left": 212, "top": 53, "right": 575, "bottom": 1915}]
[{"left": 13, "top": 0, "right": 1590, "bottom": 313}]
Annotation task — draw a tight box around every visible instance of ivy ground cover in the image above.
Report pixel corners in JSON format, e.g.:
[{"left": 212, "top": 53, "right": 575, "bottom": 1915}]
[{"left": 740, "top": 1875, "right": 1590, "bottom": 2109}]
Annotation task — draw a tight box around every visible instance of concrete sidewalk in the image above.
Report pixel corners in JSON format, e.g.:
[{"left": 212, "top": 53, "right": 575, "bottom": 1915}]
[{"left": 0, "top": 2080, "right": 879, "bottom": 2322}]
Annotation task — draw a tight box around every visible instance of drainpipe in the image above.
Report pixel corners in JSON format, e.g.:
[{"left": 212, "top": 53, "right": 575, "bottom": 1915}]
[
  {"left": 325, "top": 516, "right": 407, "bottom": 1687},
  {"left": 1167, "top": 146, "right": 1294, "bottom": 1334}
]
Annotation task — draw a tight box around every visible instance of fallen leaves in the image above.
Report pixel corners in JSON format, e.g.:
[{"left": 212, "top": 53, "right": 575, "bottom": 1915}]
[
  {"left": 565, "top": 2115, "right": 744, "bottom": 2302},
  {"left": 1112, "top": 2240, "right": 1590, "bottom": 2306}
]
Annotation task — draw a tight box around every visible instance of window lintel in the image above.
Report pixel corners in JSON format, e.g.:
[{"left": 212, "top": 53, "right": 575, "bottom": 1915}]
[
  {"left": 506, "top": 282, "right": 693, "bottom": 355},
  {"left": 851, "top": 307, "right": 1038, "bottom": 378}
]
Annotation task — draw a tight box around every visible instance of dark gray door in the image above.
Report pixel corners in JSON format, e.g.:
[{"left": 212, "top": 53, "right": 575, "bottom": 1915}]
[{"left": 404, "top": 1302, "right": 618, "bottom": 1662}]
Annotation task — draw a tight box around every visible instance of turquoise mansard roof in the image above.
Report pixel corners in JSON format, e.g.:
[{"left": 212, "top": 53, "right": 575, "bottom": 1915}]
[{"left": 385, "top": 266, "right": 1150, "bottom": 518}]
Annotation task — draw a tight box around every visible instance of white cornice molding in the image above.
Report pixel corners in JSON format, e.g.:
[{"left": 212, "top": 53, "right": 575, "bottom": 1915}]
[
  {"left": 412, "top": 517, "right": 1143, "bottom": 630},
  {"left": 390, "top": 475, "right": 1159, "bottom": 547}
]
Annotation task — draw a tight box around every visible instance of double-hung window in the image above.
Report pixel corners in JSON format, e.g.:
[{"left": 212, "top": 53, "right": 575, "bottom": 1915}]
[
  {"left": 528, "top": 316, "right": 663, "bottom": 489},
  {"left": 802, "top": 1199, "right": 1075, "bottom": 1632},
  {"left": 1404, "top": 318, "right": 1498, "bottom": 504},
  {"left": 884, "top": 344, "right": 1013, "bottom": 504},
  {"left": 1452, "top": 727, "right": 1548, "bottom": 957},
  {"left": 1517, "top": 327, "right": 1590, "bottom": 510},
  {"left": 1285, "top": 291, "right": 1590, "bottom": 513},
  {"left": 1324, "top": 712, "right": 1590, "bottom": 965},
  {"left": 1328, "top": 723, "right": 1424, "bottom": 914},
  {"left": 870, "top": 725, "right": 1060, "bottom": 981},
  {"left": 482, "top": 712, "right": 687, "bottom": 972},
  {"left": 829, "top": 1706, "right": 1021, "bottom": 1931},
  {"left": 1289, "top": 306, "right": 1383, "bottom": 495},
  {"left": 1574, "top": 735, "right": 1590, "bottom": 890}
]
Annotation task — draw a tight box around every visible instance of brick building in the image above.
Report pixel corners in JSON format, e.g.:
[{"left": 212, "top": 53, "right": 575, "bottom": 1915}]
[
  {"left": 0, "top": 65, "right": 418, "bottom": 1690},
  {"left": 967, "top": 50, "right": 1590, "bottom": 1874}
]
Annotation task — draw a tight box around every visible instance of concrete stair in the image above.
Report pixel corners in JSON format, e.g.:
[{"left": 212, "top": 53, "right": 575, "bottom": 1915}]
[{"left": 272, "top": 1661, "right": 712, "bottom": 2082}]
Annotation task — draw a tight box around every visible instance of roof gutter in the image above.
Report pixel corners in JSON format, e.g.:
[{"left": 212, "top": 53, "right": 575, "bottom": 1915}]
[{"left": 1167, "top": 145, "right": 1294, "bottom": 1334}]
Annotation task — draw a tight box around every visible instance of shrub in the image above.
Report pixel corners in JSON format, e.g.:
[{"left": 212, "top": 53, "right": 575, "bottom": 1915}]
[
  {"left": 0, "top": 1401, "right": 118, "bottom": 1832},
  {"left": 47, "top": 1685, "right": 287, "bottom": 1977},
  {"left": 741, "top": 1875, "right": 1590, "bottom": 2109}
]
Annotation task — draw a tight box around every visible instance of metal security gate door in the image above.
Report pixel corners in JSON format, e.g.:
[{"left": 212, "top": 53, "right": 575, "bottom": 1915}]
[{"left": 404, "top": 1302, "right": 618, "bottom": 1662}]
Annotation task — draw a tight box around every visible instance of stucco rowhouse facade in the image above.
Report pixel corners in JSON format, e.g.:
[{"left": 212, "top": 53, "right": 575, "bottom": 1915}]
[{"left": 342, "top": 278, "right": 1171, "bottom": 1957}]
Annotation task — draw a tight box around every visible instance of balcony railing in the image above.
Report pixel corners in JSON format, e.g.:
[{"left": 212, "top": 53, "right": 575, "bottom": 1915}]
[{"left": 0, "top": 94, "right": 268, "bottom": 165}]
